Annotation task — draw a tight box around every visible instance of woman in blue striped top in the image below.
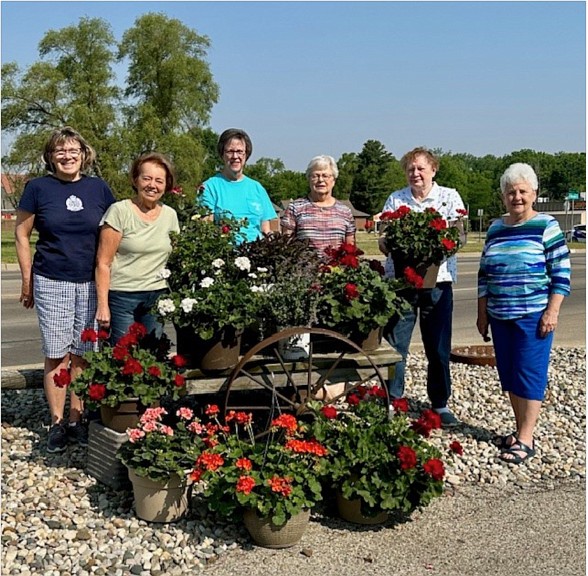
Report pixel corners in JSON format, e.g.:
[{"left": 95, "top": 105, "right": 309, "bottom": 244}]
[{"left": 477, "top": 163, "right": 571, "bottom": 465}]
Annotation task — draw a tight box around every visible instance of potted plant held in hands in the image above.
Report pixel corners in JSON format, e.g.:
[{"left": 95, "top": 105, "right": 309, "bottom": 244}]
[
  {"left": 308, "top": 389, "right": 447, "bottom": 524},
  {"left": 117, "top": 406, "right": 205, "bottom": 523},
  {"left": 67, "top": 323, "right": 187, "bottom": 432},
  {"left": 190, "top": 406, "right": 328, "bottom": 548},
  {"left": 380, "top": 206, "right": 467, "bottom": 288}
]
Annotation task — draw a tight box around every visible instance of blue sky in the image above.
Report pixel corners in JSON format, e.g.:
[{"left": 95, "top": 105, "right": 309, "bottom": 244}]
[{"left": 1, "top": 1, "right": 585, "bottom": 171}]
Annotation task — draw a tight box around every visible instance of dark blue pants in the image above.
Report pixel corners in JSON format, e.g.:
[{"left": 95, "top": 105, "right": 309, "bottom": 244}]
[
  {"left": 383, "top": 283, "right": 453, "bottom": 409},
  {"left": 108, "top": 289, "right": 167, "bottom": 345}
]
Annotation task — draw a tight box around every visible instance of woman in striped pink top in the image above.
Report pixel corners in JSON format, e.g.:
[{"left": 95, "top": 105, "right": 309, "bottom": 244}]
[{"left": 280, "top": 155, "right": 355, "bottom": 257}]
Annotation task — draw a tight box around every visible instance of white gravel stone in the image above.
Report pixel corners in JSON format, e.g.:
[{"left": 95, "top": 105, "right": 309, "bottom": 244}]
[{"left": 1, "top": 348, "right": 584, "bottom": 575}]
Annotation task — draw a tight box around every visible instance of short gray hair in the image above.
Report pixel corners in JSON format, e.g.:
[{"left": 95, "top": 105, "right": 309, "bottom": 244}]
[
  {"left": 500, "top": 163, "right": 539, "bottom": 194},
  {"left": 305, "top": 155, "right": 339, "bottom": 179}
]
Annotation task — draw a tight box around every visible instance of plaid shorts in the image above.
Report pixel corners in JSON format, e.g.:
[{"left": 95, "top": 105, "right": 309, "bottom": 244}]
[{"left": 34, "top": 274, "right": 98, "bottom": 359}]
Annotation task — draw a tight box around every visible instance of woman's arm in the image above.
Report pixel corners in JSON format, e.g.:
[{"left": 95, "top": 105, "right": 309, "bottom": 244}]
[
  {"left": 539, "top": 293, "right": 565, "bottom": 338},
  {"left": 95, "top": 225, "right": 122, "bottom": 328},
  {"left": 15, "top": 210, "right": 35, "bottom": 309},
  {"left": 476, "top": 297, "right": 490, "bottom": 341}
]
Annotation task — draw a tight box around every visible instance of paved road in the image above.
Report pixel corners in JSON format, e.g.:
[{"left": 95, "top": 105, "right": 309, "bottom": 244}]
[{"left": 1, "top": 253, "right": 585, "bottom": 367}]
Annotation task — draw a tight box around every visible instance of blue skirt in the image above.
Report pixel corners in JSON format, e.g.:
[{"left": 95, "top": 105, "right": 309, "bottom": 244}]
[{"left": 489, "top": 311, "right": 554, "bottom": 401}]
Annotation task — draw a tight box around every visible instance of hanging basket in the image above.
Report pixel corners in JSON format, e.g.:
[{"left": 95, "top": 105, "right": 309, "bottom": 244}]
[{"left": 242, "top": 508, "right": 310, "bottom": 548}]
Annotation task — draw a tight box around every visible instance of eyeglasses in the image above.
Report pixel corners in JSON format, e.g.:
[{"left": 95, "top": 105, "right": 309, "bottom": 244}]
[
  {"left": 53, "top": 148, "right": 82, "bottom": 158},
  {"left": 310, "top": 173, "right": 334, "bottom": 182},
  {"left": 224, "top": 149, "right": 246, "bottom": 157}
]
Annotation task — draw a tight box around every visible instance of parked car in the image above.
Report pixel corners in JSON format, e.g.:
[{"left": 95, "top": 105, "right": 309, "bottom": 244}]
[{"left": 565, "top": 224, "right": 586, "bottom": 243}]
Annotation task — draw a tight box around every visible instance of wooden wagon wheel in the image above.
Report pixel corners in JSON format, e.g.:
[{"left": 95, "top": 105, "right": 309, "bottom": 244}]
[{"left": 222, "top": 327, "right": 389, "bottom": 437}]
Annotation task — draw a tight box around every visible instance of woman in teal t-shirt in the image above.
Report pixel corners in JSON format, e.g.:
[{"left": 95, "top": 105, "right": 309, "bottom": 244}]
[
  {"left": 95, "top": 152, "right": 180, "bottom": 344},
  {"left": 199, "top": 128, "right": 277, "bottom": 243}
]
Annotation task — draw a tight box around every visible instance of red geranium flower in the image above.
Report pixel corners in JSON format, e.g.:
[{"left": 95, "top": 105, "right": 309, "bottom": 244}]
[
  {"left": 344, "top": 283, "right": 360, "bottom": 300},
  {"left": 449, "top": 440, "right": 464, "bottom": 455},
  {"left": 53, "top": 368, "right": 71, "bottom": 388},
  {"left": 321, "top": 405, "right": 338, "bottom": 419},
  {"left": 397, "top": 445, "right": 418, "bottom": 470},
  {"left": 404, "top": 267, "right": 424, "bottom": 289},
  {"left": 441, "top": 238, "right": 456, "bottom": 251},
  {"left": 88, "top": 383, "right": 107, "bottom": 401},
  {"left": 236, "top": 457, "right": 253, "bottom": 471},
  {"left": 81, "top": 328, "right": 98, "bottom": 343},
  {"left": 121, "top": 357, "right": 143, "bottom": 376},
  {"left": 391, "top": 397, "right": 409, "bottom": 413},
  {"left": 171, "top": 354, "right": 187, "bottom": 368},
  {"left": 128, "top": 322, "right": 148, "bottom": 339},
  {"left": 148, "top": 366, "right": 162, "bottom": 378},
  {"left": 205, "top": 404, "right": 220, "bottom": 417},
  {"left": 429, "top": 218, "right": 447, "bottom": 231},
  {"left": 236, "top": 475, "right": 256, "bottom": 494},
  {"left": 423, "top": 458, "right": 445, "bottom": 481},
  {"left": 174, "top": 374, "right": 185, "bottom": 388}
]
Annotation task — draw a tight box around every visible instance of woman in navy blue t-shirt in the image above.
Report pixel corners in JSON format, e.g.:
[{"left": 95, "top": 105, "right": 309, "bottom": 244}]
[{"left": 16, "top": 127, "right": 115, "bottom": 454}]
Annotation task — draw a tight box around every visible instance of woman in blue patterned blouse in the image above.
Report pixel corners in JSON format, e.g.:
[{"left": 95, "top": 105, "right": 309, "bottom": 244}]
[{"left": 477, "top": 163, "right": 571, "bottom": 465}]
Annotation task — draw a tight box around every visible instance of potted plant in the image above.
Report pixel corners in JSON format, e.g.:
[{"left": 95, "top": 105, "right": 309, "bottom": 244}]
[
  {"left": 190, "top": 405, "right": 328, "bottom": 547},
  {"left": 308, "top": 387, "right": 446, "bottom": 523},
  {"left": 237, "top": 234, "right": 324, "bottom": 357},
  {"left": 380, "top": 206, "right": 467, "bottom": 288},
  {"left": 66, "top": 323, "right": 187, "bottom": 432},
  {"left": 155, "top": 205, "right": 259, "bottom": 372},
  {"left": 315, "top": 243, "right": 409, "bottom": 350},
  {"left": 117, "top": 406, "right": 206, "bottom": 522}
]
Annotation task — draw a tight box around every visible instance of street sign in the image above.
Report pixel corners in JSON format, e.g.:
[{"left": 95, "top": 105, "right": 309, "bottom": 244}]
[
  {"left": 477, "top": 209, "right": 484, "bottom": 216},
  {"left": 567, "top": 190, "right": 580, "bottom": 200}
]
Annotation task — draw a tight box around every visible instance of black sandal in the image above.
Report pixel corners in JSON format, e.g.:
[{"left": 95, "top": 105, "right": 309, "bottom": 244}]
[
  {"left": 499, "top": 440, "right": 536, "bottom": 465},
  {"left": 493, "top": 432, "right": 517, "bottom": 451}
]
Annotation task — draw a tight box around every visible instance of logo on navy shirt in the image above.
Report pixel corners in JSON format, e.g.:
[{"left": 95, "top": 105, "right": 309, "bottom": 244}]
[{"left": 66, "top": 195, "right": 84, "bottom": 212}]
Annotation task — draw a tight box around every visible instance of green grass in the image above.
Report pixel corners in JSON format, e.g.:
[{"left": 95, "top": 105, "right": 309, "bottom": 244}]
[{"left": 1, "top": 231, "right": 37, "bottom": 264}]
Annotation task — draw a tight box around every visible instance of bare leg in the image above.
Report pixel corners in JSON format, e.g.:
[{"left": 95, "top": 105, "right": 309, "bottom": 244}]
[
  {"left": 44, "top": 355, "right": 70, "bottom": 425},
  {"left": 68, "top": 353, "right": 87, "bottom": 424},
  {"left": 502, "top": 392, "right": 541, "bottom": 461}
]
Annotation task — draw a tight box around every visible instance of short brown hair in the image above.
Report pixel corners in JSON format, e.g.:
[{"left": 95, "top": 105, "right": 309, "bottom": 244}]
[
  {"left": 400, "top": 147, "right": 439, "bottom": 172},
  {"left": 43, "top": 126, "right": 96, "bottom": 173},
  {"left": 216, "top": 128, "right": 253, "bottom": 160},
  {"left": 130, "top": 152, "right": 176, "bottom": 193}
]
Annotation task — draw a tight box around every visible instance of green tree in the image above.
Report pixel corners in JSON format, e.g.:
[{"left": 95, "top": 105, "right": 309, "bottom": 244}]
[
  {"left": 2, "top": 14, "right": 220, "bottom": 201},
  {"left": 351, "top": 140, "right": 395, "bottom": 215},
  {"left": 2, "top": 17, "right": 119, "bottom": 181}
]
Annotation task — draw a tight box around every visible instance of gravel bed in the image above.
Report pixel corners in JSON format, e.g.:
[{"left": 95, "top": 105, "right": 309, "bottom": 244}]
[{"left": 1, "top": 347, "right": 585, "bottom": 575}]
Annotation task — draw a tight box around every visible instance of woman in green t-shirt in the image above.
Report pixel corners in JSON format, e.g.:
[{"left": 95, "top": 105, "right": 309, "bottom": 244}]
[{"left": 95, "top": 152, "right": 180, "bottom": 344}]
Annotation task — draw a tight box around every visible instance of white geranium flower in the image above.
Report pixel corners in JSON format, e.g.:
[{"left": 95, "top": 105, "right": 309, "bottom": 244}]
[
  {"left": 234, "top": 256, "right": 251, "bottom": 272},
  {"left": 212, "top": 258, "right": 225, "bottom": 269},
  {"left": 248, "top": 272, "right": 258, "bottom": 279},
  {"left": 157, "top": 268, "right": 171, "bottom": 279},
  {"left": 200, "top": 277, "right": 214, "bottom": 288},
  {"left": 256, "top": 267, "right": 268, "bottom": 273},
  {"left": 180, "top": 298, "right": 198, "bottom": 313},
  {"left": 157, "top": 299, "right": 176, "bottom": 315}
]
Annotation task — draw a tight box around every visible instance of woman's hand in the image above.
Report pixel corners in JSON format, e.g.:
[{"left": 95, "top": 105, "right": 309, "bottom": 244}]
[
  {"left": 95, "top": 303, "right": 111, "bottom": 329},
  {"left": 539, "top": 294, "right": 564, "bottom": 338},
  {"left": 477, "top": 297, "right": 490, "bottom": 341},
  {"left": 20, "top": 283, "right": 34, "bottom": 309}
]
